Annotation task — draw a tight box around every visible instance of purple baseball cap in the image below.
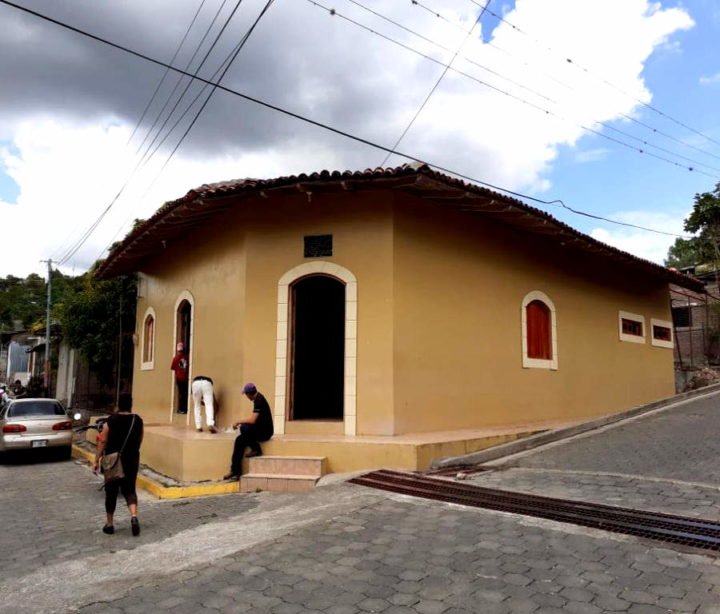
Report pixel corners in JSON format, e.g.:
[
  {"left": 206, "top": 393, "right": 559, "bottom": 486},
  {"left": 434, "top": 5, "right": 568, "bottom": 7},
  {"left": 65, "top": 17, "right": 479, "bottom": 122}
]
[{"left": 242, "top": 383, "right": 257, "bottom": 394}]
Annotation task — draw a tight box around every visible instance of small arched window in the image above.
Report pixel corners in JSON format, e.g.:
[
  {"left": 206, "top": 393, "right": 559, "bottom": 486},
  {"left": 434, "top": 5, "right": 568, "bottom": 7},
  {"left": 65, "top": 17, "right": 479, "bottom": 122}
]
[
  {"left": 140, "top": 308, "right": 156, "bottom": 370},
  {"left": 526, "top": 300, "right": 551, "bottom": 359},
  {"left": 521, "top": 291, "right": 558, "bottom": 370}
]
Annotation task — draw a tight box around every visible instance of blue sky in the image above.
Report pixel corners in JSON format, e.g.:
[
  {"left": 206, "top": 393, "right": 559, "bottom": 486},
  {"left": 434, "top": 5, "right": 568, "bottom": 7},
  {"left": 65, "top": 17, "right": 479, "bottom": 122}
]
[
  {"left": 525, "top": 0, "right": 720, "bottom": 257},
  {"left": 0, "top": 0, "right": 718, "bottom": 275}
]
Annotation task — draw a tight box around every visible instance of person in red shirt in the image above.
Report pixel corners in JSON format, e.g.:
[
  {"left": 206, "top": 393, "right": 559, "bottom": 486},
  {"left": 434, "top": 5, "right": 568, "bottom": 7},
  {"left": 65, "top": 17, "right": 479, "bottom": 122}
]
[{"left": 170, "top": 342, "right": 189, "bottom": 414}]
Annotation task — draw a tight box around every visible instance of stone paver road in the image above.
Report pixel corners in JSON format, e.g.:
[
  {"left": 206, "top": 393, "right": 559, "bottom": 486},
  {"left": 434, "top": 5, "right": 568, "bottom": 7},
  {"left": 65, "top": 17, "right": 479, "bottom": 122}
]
[{"left": 4, "top": 390, "right": 720, "bottom": 612}]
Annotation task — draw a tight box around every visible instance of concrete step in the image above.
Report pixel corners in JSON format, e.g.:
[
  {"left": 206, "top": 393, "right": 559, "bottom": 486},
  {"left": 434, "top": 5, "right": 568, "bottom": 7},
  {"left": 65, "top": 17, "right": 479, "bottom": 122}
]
[
  {"left": 241, "top": 473, "right": 320, "bottom": 493},
  {"left": 247, "top": 455, "right": 327, "bottom": 478}
]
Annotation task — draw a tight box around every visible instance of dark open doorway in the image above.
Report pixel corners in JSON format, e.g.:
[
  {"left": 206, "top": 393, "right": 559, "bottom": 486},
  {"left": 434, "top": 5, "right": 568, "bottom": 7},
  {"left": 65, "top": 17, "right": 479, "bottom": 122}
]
[
  {"left": 290, "top": 275, "right": 345, "bottom": 420},
  {"left": 175, "top": 299, "right": 192, "bottom": 412}
]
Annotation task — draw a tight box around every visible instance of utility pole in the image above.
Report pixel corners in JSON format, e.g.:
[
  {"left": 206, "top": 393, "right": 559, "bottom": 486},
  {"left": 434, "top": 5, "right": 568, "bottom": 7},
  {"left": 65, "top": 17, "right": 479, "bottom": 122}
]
[{"left": 43, "top": 259, "right": 52, "bottom": 395}]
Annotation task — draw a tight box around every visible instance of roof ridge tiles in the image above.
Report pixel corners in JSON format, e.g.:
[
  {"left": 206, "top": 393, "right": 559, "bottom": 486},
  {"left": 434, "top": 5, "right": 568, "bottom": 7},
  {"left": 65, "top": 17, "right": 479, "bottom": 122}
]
[{"left": 93, "top": 164, "right": 703, "bottom": 292}]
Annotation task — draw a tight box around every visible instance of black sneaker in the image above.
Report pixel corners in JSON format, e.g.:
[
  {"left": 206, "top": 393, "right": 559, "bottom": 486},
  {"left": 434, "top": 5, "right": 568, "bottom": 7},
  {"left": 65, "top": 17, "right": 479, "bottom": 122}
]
[
  {"left": 102, "top": 524, "right": 114, "bottom": 535},
  {"left": 223, "top": 472, "right": 240, "bottom": 481},
  {"left": 131, "top": 516, "right": 140, "bottom": 537}
]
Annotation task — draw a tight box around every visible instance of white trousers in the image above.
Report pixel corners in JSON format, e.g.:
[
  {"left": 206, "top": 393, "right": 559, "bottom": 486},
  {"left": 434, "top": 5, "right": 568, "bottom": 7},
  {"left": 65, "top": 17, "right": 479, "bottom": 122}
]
[{"left": 191, "top": 378, "right": 215, "bottom": 429}]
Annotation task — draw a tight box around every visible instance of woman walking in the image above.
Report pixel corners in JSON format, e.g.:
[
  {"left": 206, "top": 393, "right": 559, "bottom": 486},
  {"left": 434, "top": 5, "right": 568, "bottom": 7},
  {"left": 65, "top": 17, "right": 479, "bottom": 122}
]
[{"left": 94, "top": 393, "right": 144, "bottom": 536}]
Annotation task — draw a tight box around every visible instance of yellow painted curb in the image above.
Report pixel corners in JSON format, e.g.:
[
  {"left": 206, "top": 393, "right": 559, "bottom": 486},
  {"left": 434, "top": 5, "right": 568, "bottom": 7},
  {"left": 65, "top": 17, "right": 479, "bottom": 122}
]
[{"left": 72, "top": 444, "right": 239, "bottom": 499}]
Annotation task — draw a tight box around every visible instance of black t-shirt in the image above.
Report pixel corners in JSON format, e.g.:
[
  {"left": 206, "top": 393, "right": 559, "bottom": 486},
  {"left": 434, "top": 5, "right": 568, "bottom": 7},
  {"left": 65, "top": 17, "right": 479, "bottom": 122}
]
[
  {"left": 106, "top": 413, "right": 144, "bottom": 457},
  {"left": 253, "top": 393, "right": 274, "bottom": 439}
]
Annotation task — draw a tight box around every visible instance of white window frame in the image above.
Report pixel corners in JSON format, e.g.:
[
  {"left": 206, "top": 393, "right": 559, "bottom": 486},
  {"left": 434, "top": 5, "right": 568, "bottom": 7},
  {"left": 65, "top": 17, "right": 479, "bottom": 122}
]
[
  {"left": 275, "top": 261, "right": 357, "bottom": 436},
  {"left": 650, "top": 318, "right": 674, "bottom": 349},
  {"left": 619, "top": 311, "right": 645, "bottom": 344},
  {"left": 521, "top": 291, "right": 558, "bottom": 371},
  {"left": 140, "top": 306, "right": 156, "bottom": 371}
]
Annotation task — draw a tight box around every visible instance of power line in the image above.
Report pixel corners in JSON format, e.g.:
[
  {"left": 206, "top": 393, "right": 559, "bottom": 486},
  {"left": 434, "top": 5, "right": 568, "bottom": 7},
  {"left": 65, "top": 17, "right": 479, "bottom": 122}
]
[
  {"left": 126, "top": 0, "right": 210, "bottom": 147},
  {"left": 51, "top": 0, "right": 214, "bottom": 263},
  {"left": 346, "top": 0, "right": 557, "bottom": 105},
  {"left": 463, "top": 0, "right": 720, "bottom": 149},
  {"left": 0, "top": 0, "right": 692, "bottom": 244},
  {"left": 95, "top": 0, "right": 277, "bottom": 263},
  {"left": 309, "top": 0, "right": 719, "bottom": 179},
  {"left": 409, "top": 0, "right": 572, "bottom": 91},
  {"left": 132, "top": 0, "right": 234, "bottom": 163},
  {"left": 60, "top": 0, "right": 267, "bottom": 267},
  {"left": 380, "top": 0, "right": 490, "bottom": 167},
  {"left": 57, "top": 0, "right": 251, "bottom": 266},
  {"left": 402, "top": 0, "right": 720, "bottom": 167},
  {"left": 346, "top": 0, "right": 720, "bottom": 174}
]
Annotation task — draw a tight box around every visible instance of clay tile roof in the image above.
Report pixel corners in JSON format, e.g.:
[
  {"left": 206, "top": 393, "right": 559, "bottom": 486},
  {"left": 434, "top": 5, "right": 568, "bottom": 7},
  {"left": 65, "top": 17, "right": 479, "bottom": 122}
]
[{"left": 94, "top": 163, "right": 703, "bottom": 292}]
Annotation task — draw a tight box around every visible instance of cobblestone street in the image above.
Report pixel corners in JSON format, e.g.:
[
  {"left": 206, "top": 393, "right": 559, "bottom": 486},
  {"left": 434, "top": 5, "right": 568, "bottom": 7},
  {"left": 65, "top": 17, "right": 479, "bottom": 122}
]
[{"left": 3, "top": 390, "right": 720, "bottom": 613}]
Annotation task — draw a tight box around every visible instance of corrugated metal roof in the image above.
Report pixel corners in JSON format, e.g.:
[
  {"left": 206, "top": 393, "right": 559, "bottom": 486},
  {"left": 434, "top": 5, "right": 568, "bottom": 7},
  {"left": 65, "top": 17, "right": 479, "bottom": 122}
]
[{"left": 95, "top": 163, "right": 704, "bottom": 292}]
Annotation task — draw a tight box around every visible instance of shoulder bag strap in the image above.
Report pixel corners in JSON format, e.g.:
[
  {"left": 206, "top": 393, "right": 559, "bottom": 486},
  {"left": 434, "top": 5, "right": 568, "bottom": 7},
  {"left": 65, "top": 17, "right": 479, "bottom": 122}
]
[{"left": 118, "top": 415, "right": 137, "bottom": 456}]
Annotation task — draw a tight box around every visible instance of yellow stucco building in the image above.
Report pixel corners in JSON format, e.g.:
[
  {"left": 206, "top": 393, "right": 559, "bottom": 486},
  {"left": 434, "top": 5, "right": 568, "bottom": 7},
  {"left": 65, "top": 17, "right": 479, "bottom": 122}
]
[{"left": 97, "top": 164, "right": 702, "bottom": 481}]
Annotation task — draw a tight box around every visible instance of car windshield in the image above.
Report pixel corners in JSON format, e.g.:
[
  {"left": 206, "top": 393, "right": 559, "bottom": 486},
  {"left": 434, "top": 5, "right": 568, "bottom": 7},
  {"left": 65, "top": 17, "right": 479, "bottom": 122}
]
[{"left": 7, "top": 401, "right": 66, "bottom": 418}]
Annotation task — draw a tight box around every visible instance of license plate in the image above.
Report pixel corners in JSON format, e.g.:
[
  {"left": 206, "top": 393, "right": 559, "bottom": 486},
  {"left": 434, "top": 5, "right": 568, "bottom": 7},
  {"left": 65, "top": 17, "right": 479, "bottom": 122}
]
[{"left": 32, "top": 440, "right": 48, "bottom": 448}]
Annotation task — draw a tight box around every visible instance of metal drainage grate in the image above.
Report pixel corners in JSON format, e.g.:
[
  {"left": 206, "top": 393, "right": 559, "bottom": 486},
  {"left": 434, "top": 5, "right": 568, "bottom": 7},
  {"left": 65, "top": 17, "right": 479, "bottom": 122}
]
[
  {"left": 349, "top": 469, "right": 720, "bottom": 552},
  {"left": 424, "top": 464, "right": 494, "bottom": 477}
]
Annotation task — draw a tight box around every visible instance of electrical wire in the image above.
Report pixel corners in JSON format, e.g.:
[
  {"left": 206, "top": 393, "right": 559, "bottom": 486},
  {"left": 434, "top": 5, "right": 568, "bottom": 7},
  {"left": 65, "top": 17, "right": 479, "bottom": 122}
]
[
  {"left": 57, "top": 0, "right": 253, "bottom": 266},
  {"left": 94, "top": 0, "right": 276, "bottom": 263},
  {"left": 126, "top": 0, "right": 209, "bottom": 147},
  {"left": 380, "top": 0, "right": 490, "bottom": 167},
  {"left": 0, "top": 0, "right": 693, "bottom": 246},
  {"left": 51, "top": 0, "right": 213, "bottom": 263},
  {"left": 132, "top": 0, "right": 235, "bottom": 163},
  {"left": 309, "top": 0, "right": 719, "bottom": 179},
  {"left": 463, "top": 0, "right": 720, "bottom": 149},
  {"left": 346, "top": 0, "right": 557, "bottom": 104},
  {"left": 356, "top": 0, "right": 720, "bottom": 170},
  {"left": 410, "top": 0, "right": 571, "bottom": 90}
]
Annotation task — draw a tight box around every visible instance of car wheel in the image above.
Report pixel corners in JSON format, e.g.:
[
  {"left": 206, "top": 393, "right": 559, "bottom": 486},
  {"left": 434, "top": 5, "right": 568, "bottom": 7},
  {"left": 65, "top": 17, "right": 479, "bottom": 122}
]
[{"left": 58, "top": 446, "right": 72, "bottom": 461}]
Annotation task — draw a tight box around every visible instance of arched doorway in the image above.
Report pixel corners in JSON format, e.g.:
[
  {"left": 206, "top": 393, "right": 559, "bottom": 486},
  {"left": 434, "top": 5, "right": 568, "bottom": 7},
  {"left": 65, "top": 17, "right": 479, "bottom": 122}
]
[
  {"left": 177, "top": 300, "right": 192, "bottom": 355},
  {"left": 290, "top": 275, "right": 345, "bottom": 420},
  {"left": 174, "top": 299, "right": 192, "bottom": 413}
]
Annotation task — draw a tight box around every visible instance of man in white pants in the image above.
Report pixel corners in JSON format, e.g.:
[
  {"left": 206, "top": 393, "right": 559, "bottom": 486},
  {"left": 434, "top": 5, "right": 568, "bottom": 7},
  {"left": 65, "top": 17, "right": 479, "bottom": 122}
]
[{"left": 191, "top": 375, "right": 218, "bottom": 433}]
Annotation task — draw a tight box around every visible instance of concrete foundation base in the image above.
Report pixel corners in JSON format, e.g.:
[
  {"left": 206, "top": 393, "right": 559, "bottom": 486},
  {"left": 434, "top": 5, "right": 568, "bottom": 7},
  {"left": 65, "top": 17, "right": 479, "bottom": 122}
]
[{"left": 138, "top": 420, "right": 581, "bottom": 482}]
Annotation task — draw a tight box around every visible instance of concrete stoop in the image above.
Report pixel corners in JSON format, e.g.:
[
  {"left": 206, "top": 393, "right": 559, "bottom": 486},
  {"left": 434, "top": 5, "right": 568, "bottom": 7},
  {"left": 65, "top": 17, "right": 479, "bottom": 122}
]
[{"left": 241, "top": 456, "right": 327, "bottom": 493}]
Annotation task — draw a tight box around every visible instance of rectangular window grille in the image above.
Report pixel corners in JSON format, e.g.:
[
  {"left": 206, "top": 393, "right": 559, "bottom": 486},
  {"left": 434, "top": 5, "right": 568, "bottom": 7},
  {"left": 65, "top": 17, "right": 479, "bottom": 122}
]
[
  {"left": 304, "top": 234, "right": 333, "bottom": 258},
  {"left": 621, "top": 318, "right": 643, "bottom": 337},
  {"left": 671, "top": 306, "right": 691, "bottom": 328},
  {"left": 653, "top": 325, "right": 672, "bottom": 342}
]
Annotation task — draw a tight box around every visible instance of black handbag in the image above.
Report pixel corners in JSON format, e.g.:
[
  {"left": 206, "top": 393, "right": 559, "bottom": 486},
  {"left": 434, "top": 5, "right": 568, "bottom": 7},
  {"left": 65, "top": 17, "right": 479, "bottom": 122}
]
[{"left": 101, "top": 415, "right": 136, "bottom": 486}]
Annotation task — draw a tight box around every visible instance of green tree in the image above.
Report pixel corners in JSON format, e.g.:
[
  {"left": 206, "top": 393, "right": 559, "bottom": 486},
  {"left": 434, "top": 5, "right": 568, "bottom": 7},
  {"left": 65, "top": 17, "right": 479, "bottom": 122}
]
[
  {"left": 58, "top": 273, "right": 136, "bottom": 386},
  {"left": 666, "top": 183, "right": 720, "bottom": 269},
  {"left": 0, "top": 274, "right": 46, "bottom": 329}
]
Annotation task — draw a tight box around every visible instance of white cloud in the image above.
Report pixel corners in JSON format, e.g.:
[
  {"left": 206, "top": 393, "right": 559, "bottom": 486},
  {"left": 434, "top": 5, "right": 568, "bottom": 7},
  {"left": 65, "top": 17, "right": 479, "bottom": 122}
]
[
  {"left": 575, "top": 148, "right": 611, "bottom": 164},
  {"left": 589, "top": 210, "right": 688, "bottom": 264},
  {"left": 0, "top": 0, "right": 697, "bottom": 276},
  {"left": 700, "top": 72, "right": 720, "bottom": 86}
]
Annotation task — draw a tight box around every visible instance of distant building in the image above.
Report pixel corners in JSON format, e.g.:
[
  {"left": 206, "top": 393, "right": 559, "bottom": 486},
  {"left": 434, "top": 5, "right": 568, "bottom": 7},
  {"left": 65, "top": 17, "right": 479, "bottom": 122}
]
[{"left": 670, "top": 268, "right": 720, "bottom": 369}]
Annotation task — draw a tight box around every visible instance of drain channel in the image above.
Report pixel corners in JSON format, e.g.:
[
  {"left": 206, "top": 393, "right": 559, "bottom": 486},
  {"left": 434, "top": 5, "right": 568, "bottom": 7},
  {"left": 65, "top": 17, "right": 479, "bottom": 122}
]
[{"left": 349, "top": 469, "right": 720, "bottom": 551}]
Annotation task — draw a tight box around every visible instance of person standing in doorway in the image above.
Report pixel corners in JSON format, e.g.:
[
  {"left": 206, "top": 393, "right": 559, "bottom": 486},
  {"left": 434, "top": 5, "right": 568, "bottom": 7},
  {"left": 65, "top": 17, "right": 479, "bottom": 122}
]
[
  {"left": 170, "top": 342, "right": 189, "bottom": 414},
  {"left": 191, "top": 375, "right": 217, "bottom": 433},
  {"left": 224, "top": 383, "right": 274, "bottom": 480}
]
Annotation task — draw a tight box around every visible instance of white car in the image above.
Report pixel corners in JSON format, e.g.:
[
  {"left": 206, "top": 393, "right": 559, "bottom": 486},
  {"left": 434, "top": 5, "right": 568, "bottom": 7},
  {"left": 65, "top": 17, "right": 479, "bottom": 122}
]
[{"left": 0, "top": 398, "right": 73, "bottom": 459}]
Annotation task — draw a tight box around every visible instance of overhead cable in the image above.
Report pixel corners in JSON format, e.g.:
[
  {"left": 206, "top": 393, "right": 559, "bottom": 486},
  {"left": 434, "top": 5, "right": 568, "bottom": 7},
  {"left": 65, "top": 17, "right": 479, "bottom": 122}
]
[
  {"left": 309, "top": 1, "right": 719, "bottom": 179},
  {"left": 463, "top": 0, "right": 720, "bottom": 149},
  {"left": 0, "top": 0, "right": 692, "bottom": 244}
]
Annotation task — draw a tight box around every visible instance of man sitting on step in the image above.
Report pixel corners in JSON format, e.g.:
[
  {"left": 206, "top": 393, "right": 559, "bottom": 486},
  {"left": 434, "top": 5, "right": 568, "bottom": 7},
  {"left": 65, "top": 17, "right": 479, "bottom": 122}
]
[{"left": 224, "top": 383, "right": 274, "bottom": 481}]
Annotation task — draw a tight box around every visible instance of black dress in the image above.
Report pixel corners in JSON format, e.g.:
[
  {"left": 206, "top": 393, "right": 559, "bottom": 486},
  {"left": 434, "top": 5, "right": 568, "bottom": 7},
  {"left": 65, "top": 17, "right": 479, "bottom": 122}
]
[{"left": 104, "top": 412, "right": 144, "bottom": 513}]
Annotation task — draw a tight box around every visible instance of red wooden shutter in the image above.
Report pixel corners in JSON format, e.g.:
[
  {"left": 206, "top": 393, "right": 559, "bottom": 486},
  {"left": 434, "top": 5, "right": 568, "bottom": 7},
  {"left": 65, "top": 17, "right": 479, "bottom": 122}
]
[{"left": 527, "top": 301, "right": 551, "bottom": 359}]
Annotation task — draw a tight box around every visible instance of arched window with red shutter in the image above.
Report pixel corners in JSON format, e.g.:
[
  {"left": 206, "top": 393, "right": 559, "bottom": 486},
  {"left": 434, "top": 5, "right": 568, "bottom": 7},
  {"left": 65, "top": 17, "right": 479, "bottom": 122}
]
[{"left": 521, "top": 291, "right": 558, "bottom": 370}]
